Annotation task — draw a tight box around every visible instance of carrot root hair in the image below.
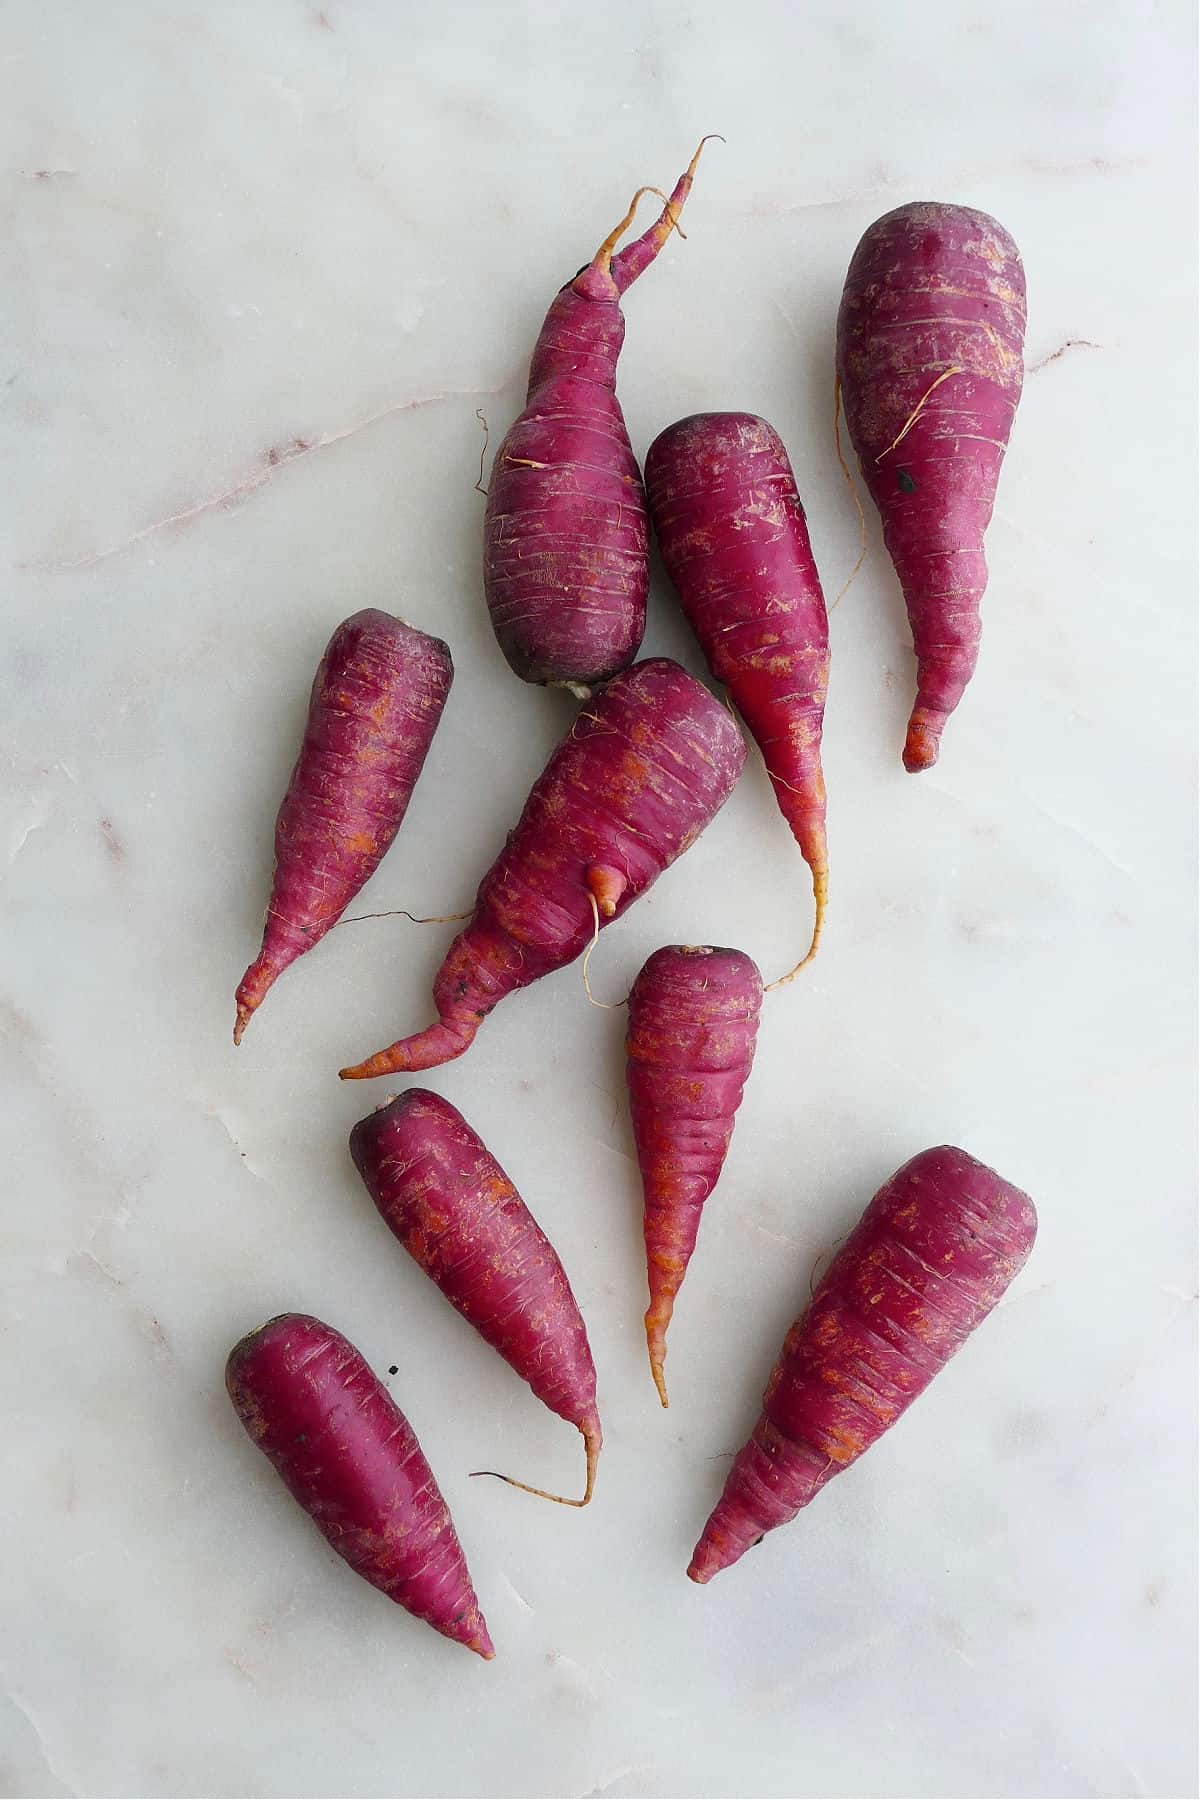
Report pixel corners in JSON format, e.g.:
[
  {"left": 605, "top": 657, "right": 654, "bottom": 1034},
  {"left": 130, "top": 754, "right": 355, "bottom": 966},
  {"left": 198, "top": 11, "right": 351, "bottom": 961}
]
[
  {"left": 469, "top": 1420, "right": 601, "bottom": 1508},
  {"left": 765, "top": 858, "right": 828, "bottom": 991},
  {"left": 591, "top": 185, "right": 671, "bottom": 274}
]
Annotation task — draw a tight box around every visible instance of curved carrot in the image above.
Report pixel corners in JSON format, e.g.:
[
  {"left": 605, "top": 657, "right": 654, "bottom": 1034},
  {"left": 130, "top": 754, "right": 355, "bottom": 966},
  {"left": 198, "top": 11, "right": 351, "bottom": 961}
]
[
  {"left": 689, "top": 1146, "right": 1037, "bottom": 1583},
  {"left": 483, "top": 141, "right": 711, "bottom": 693},
  {"left": 645, "top": 413, "right": 830, "bottom": 970},
  {"left": 836, "top": 203, "right": 1026, "bottom": 771},
  {"left": 350, "top": 1090, "right": 600, "bottom": 1505},
  {"left": 226, "top": 1313, "right": 493, "bottom": 1657},
  {"left": 235, "top": 610, "right": 452, "bottom": 1042},
  {"left": 339, "top": 658, "right": 746, "bottom": 1079},
  {"left": 626, "top": 945, "right": 762, "bottom": 1405}
]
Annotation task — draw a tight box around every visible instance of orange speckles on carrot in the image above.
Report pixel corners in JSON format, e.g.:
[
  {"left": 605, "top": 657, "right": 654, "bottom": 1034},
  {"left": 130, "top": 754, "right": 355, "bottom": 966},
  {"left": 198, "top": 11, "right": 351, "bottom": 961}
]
[
  {"left": 688, "top": 1147, "right": 1037, "bottom": 1582},
  {"left": 235, "top": 612, "right": 452, "bottom": 1045},
  {"left": 351, "top": 1092, "right": 601, "bottom": 1506}
]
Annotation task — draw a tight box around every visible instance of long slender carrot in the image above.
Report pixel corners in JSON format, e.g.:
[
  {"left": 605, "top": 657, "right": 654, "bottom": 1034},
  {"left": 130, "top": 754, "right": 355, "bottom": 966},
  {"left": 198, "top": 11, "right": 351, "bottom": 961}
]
[
  {"left": 626, "top": 945, "right": 762, "bottom": 1405},
  {"left": 350, "top": 1090, "right": 601, "bottom": 1506},
  {"left": 646, "top": 413, "right": 829, "bottom": 973}
]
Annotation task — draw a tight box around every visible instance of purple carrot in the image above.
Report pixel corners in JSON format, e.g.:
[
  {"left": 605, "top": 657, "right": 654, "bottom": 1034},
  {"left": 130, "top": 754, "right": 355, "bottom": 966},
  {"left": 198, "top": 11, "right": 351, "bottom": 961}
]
[
  {"left": 483, "top": 141, "right": 712, "bottom": 694},
  {"left": 235, "top": 610, "right": 452, "bottom": 1042},
  {"left": 689, "top": 1147, "right": 1037, "bottom": 1583},
  {"left": 226, "top": 1313, "right": 493, "bottom": 1657},
  {"left": 339, "top": 658, "right": 746, "bottom": 1079},
  {"left": 836, "top": 204, "right": 1026, "bottom": 770},
  {"left": 645, "top": 412, "right": 829, "bottom": 969},
  {"left": 626, "top": 946, "right": 763, "bottom": 1404},
  {"left": 350, "top": 1089, "right": 601, "bottom": 1505}
]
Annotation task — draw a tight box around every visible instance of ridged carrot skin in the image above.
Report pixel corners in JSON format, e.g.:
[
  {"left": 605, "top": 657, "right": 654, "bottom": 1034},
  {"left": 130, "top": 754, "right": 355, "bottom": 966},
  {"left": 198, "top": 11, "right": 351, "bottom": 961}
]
[
  {"left": 350, "top": 1090, "right": 601, "bottom": 1506},
  {"left": 689, "top": 1146, "right": 1037, "bottom": 1583},
  {"left": 225, "top": 1313, "right": 493, "bottom": 1658},
  {"left": 235, "top": 610, "right": 452, "bottom": 1043},
  {"left": 352, "top": 1094, "right": 604, "bottom": 1504},
  {"left": 626, "top": 946, "right": 762, "bottom": 1405},
  {"left": 836, "top": 203, "right": 1026, "bottom": 771},
  {"left": 645, "top": 414, "right": 829, "bottom": 965},
  {"left": 483, "top": 143, "right": 708, "bottom": 692},
  {"left": 339, "top": 658, "right": 746, "bottom": 1079}
]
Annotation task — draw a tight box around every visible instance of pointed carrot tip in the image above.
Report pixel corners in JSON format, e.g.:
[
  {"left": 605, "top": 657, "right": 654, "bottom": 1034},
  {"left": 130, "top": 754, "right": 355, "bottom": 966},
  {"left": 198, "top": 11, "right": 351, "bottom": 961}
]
[
  {"left": 469, "top": 1629, "right": 496, "bottom": 1661},
  {"left": 233, "top": 1010, "right": 248, "bottom": 1047}
]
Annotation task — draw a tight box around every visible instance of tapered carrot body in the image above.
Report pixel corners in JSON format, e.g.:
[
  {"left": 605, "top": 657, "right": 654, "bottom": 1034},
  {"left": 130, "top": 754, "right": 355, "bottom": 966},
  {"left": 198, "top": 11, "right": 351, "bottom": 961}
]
[
  {"left": 235, "top": 610, "right": 452, "bottom": 1043},
  {"left": 689, "top": 1146, "right": 1037, "bottom": 1583},
  {"left": 645, "top": 413, "right": 829, "bottom": 966},
  {"left": 483, "top": 142, "right": 710, "bottom": 692},
  {"left": 836, "top": 203, "right": 1026, "bottom": 771},
  {"left": 350, "top": 1090, "right": 601, "bottom": 1505},
  {"left": 339, "top": 658, "right": 746, "bottom": 1079},
  {"left": 626, "top": 945, "right": 762, "bottom": 1405},
  {"left": 225, "top": 1313, "right": 492, "bottom": 1657}
]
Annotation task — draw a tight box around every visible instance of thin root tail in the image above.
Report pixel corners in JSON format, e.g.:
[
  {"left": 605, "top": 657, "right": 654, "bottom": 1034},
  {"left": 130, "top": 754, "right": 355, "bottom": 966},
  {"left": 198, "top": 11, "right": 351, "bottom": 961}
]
[
  {"left": 469, "top": 1422, "right": 600, "bottom": 1508},
  {"left": 765, "top": 863, "right": 828, "bottom": 990}
]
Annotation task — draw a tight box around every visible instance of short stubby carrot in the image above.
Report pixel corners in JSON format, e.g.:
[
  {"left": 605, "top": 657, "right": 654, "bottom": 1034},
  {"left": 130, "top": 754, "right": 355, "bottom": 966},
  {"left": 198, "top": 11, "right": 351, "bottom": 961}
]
[
  {"left": 689, "top": 1146, "right": 1037, "bottom": 1582},
  {"left": 483, "top": 142, "right": 710, "bottom": 693},
  {"left": 626, "top": 945, "right": 763, "bottom": 1406},
  {"left": 235, "top": 610, "right": 452, "bottom": 1043},
  {"left": 836, "top": 203, "right": 1026, "bottom": 771},
  {"left": 225, "top": 1313, "right": 493, "bottom": 1657},
  {"left": 645, "top": 413, "right": 829, "bottom": 965},
  {"left": 350, "top": 1089, "right": 601, "bottom": 1505},
  {"left": 339, "top": 658, "right": 746, "bottom": 1079}
]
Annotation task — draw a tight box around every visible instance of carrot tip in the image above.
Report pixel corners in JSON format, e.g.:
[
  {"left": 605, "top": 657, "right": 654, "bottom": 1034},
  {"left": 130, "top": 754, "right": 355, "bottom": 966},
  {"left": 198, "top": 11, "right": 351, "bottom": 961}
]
[
  {"left": 233, "top": 1009, "right": 249, "bottom": 1047},
  {"left": 651, "top": 1359, "right": 669, "bottom": 1409},
  {"left": 646, "top": 1322, "right": 670, "bottom": 1407},
  {"left": 903, "top": 713, "right": 942, "bottom": 772}
]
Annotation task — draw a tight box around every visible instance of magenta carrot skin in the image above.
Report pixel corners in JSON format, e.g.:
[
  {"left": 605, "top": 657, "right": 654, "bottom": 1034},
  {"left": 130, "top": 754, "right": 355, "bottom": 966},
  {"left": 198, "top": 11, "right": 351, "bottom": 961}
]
[
  {"left": 339, "top": 658, "right": 746, "bottom": 1079},
  {"left": 225, "top": 1313, "right": 493, "bottom": 1657},
  {"left": 645, "top": 413, "right": 830, "bottom": 964},
  {"left": 483, "top": 143, "right": 709, "bottom": 692},
  {"left": 350, "top": 1089, "right": 601, "bottom": 1505},
  {"left": 235, "top": 610, "right": 453, "bottom": 1043},
  {"left": 626, "top": 946, "right": 762, "bottom": 1406},
  {"left": 836, "top": 203, "right": 1026, "bottom": 771},
  {"left": 689, "top": 1146, "right": 1037, "bottom": 1583}
]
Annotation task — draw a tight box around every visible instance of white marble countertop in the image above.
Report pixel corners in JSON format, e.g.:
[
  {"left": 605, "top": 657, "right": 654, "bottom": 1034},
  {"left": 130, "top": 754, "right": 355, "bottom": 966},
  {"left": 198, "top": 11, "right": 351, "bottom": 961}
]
[{"left": 3, "top": 3, "right": 1196, "bottom": 1796}]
